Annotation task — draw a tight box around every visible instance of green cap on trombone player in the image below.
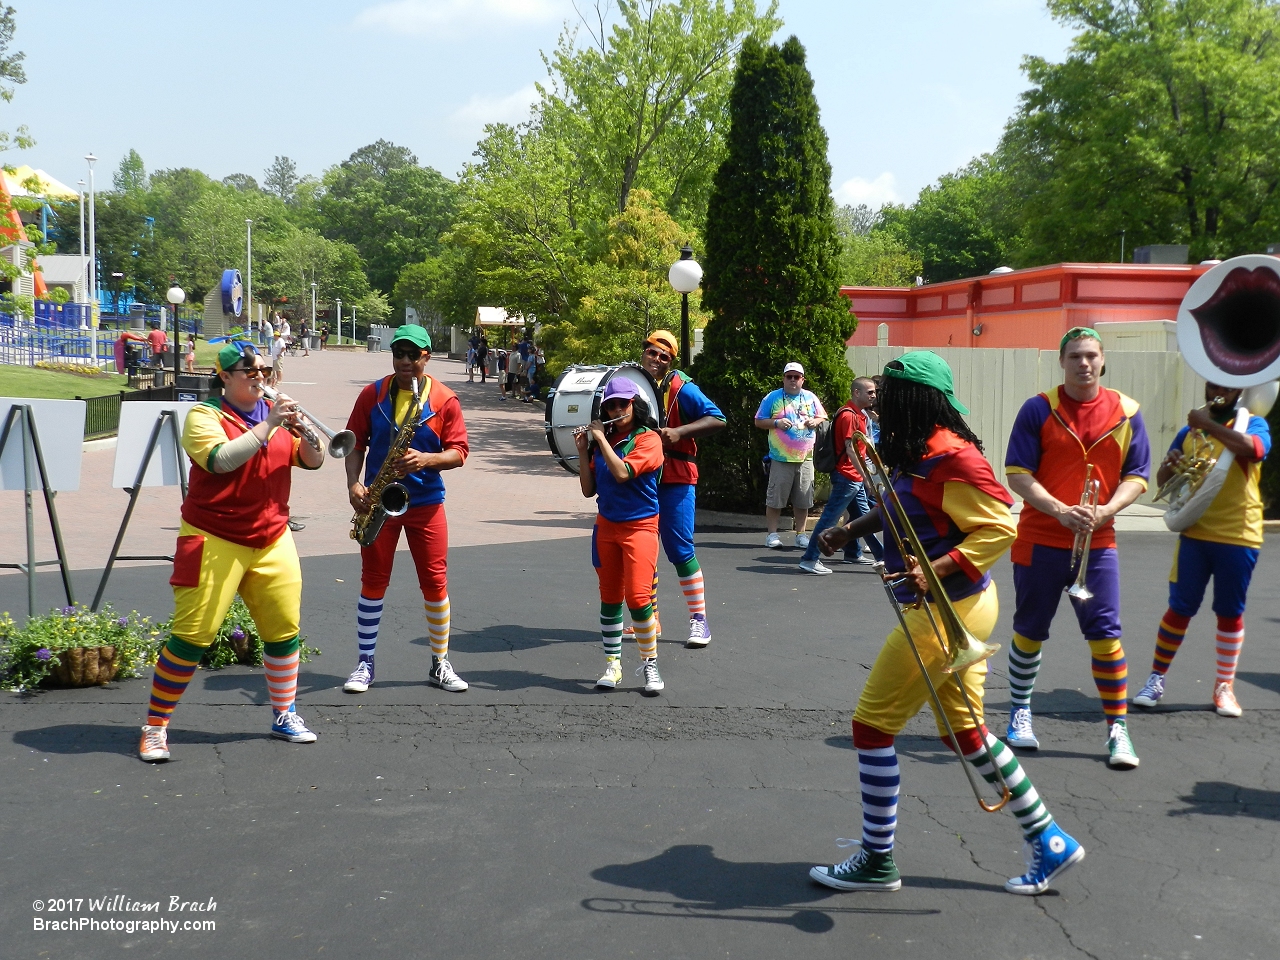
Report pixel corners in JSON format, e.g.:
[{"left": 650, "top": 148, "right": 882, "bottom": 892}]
[{"left": 883, "top": 351, "right": 970, "bottom": 416}]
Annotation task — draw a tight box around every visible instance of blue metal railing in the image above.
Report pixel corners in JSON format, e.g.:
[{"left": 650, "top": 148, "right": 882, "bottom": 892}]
[{"left": 0, "top": 329, "right": 117, "bottom": 366}]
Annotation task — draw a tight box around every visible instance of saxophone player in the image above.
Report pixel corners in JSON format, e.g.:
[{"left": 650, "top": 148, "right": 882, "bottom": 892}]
[
  {"left": 341, "top": 325, "right": 470, "bottom": 694},
  {"left": 1133, "top": 383, "right": 1271, "bottom": 716}
]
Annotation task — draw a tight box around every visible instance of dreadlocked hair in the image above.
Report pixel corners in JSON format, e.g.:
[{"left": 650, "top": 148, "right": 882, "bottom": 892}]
[{"left": 876, "top": 368, "right": 983, "bottom": 472}]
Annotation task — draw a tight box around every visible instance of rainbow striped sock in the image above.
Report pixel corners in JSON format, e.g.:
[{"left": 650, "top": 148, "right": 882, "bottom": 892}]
[
  {"left": 1089, "top": 638, "right": 1128, "bottom": 720},
  {"left": 649, "top": 570, "right": 660, "bottom": 626},
  {"left": 1153, "top": 609, "right": 1190, "bottom": 675},
  {"left": 425, "top": 595, "right": 450, "bottom": 660},
  {"left": 147, "top": 641, "right": 200, "bottom": 725},
  {"left": 1215, "top": 615, "right": 1244, "bottom": 683}
]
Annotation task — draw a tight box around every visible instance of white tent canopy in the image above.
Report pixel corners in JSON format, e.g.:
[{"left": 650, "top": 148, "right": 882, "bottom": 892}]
[{"left": 475, "top": 306, "right": 526, "bottom": 327}]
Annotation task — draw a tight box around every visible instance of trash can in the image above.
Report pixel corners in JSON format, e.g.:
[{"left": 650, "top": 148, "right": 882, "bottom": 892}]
[
  {"left": 366, "top": 336, "right": 381, "bottom": 352},
  {"left": 174, "top": 374, "right": 221, "bottom": 404}
]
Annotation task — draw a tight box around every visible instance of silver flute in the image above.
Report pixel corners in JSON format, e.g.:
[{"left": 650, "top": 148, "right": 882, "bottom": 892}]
[{"left": 572, "top": 414, "right": 627, "bottom": 437}]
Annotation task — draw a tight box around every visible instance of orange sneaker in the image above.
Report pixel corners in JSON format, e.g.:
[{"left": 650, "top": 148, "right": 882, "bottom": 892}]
[
  {"left": 138, "top": 724, "right": 170, "bottom": 762},
  {"left": 1213, "top": 681, "right": 1242, "bottom": 717}
]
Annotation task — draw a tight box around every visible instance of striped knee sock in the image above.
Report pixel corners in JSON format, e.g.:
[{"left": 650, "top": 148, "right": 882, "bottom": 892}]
[
  {"left": 649, "top": 570, "right": 660, "bottom": 625},
  {"left": 676, "top": 558, "right": 706, "bottom": 619},
  {"left": 263, "top": 638, "right": 301, "bottom": 713},
  {"left": 356, "top": 594, "right": 383, "bottom": 662},
  {"left": 1153, "top": 609, "right": 1190, "bottom": 675},
  {"left": 631, "top": 604, "right": 657, "bottom": 660},
  {"left": 851, "top": 721, "right": 899, "bottom": 853},
  {"left": 1089, "top": 638, "right": 1128, "bottom": 720},
  {"left": 1215, "top": 615, "right": 1245, "bottom": 683},
  {"left": 146, "top": 640, "right": 201, "bottom": 725},
  {"left": 601, "top": 603, "right": 624, "bottom": 659},
  {"left": 1007, "top": 633, "right": 1042, "bottom": 708},
  {"left": 958, "top": 728, "right": 1053, "bottom": 839},
  {"left": 425, "top": 595, "right": 450, "bottom": 660}
]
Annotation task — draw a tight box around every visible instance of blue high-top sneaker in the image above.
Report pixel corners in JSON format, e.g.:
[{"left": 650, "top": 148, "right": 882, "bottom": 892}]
[{"left": 1005, "top": 822, "right": 1084, "bottom": 895}]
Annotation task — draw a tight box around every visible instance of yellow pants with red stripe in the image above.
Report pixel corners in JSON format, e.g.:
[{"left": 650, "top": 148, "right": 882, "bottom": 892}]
[
  {"left": 169, "top": 521, "right": 302, "bottom": 646},
  {"left": 853, "top": 584, "right": 999, "bottom": 738}
]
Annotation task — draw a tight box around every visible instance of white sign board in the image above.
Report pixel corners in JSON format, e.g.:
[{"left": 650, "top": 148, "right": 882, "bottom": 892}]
[
  {"left": 112, "top": 401, "right": 196, "bottom": 488},
  {"left": 0, "top": 398, "right": 85, "bottom": 492}
]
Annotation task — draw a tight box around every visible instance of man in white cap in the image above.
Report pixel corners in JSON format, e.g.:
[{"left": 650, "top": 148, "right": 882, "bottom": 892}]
[{"left": 754, "top": 362, "right": 827, "bottom": 549}]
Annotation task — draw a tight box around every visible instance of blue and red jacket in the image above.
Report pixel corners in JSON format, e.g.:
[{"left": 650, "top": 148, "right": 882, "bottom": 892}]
[
  {"left": 346, "top": 375, "right": 469, "bottom": 509},
  {"left": 659, "top": 371, "right": 724, "bottom": 486}
]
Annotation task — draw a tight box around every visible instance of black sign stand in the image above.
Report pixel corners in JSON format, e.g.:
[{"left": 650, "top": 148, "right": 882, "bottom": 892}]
[
  {"left": 0, "top": 405, "right": 75, "bottom": 618},
  {"left": 91, "top": 409, "right": 187, "bottom": 612}
]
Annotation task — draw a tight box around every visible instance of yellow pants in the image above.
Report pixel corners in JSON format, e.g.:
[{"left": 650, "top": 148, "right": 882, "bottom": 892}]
[
  {"left": 169, "top": 521, "right": 302, "bottom": 646},
  {"left": 853, "top": 583, "right": 999, "bottom": 738}
]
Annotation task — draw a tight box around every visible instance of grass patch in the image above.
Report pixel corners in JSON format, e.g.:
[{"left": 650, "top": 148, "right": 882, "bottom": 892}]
[{"left": 0, "top": 365, "right": 131, "bottom": 400}]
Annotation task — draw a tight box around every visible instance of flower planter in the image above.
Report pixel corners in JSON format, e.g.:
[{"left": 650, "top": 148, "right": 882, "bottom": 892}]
[
  {"left": 229, "top": 633, "right": 255, "bottom": 664},
  {"left": 47, "top": 646, "right": 119, "bottom": 687}
]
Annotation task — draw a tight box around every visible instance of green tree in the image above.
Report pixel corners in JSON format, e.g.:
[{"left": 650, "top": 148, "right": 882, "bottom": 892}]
[
  {"left": 542, "top": 0, "right": 780, "bottom": 224},
  {"left": 878, "top": 156, "right": 1018, "bottom": 282},
  {"left": 113, "top": 149, "right": 148, "bottom": 193},
  {"left": 0, "top": 4, "right": 30, "bottom": 154},
  {"left": 834, "top": 204, "right": 921, "bottom": 286},
  {"left": 1002, "top": 0, "right": 1280, "bottom": 263},
  {"left": 263, "top": 155, "right": 299, "bottom": 203},
  {"left": 693, "top": 34, "right": 853, "bottom": 510}
]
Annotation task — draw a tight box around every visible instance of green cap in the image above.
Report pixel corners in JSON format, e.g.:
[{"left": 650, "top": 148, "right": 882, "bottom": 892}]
[
  {"left": 1059, "top": 326, "right": 1102, "bottom": 353},
  {"left": 215, "top": 340, "right": 258, "bottom": 374},
  {"left": 883, "top": 350, "right": 970, "bottom": 415},
  {"left": 391, "top": 324, "right": 432, "bottom": 350}
]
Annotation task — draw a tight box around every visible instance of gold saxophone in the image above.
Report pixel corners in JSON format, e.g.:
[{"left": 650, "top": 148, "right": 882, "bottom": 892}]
[{"left": 351, "top": 376, "right": 422, "bottom": 548}]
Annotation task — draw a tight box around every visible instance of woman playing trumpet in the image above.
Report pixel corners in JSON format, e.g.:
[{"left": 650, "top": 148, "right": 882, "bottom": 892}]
[
  {"left": 809, "top": 351, "right": 1084, "bottom": 896},
  {"left": 575, "top": 378, "right": 667, "bottom": 694}
]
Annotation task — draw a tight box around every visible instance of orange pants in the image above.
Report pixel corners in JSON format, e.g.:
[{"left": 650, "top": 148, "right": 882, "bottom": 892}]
[{"left": 592, "top": 515, "right": 659, "bottom": 610}]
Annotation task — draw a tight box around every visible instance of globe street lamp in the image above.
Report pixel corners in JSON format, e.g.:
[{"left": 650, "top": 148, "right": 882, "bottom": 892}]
[
  {"left": 167, "top": 281, "right": 185, "bottom": 390},
  {"left": 86, "top": 154, "right": 98, "bottom": 361},
  {"left": 667, "top": 244, "right": 702, "bottom": 369}
]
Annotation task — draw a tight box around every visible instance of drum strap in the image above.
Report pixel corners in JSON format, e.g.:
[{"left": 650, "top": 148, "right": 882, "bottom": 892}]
[{"left": 665, "top": 450, "right": 697, "bottom": 463}]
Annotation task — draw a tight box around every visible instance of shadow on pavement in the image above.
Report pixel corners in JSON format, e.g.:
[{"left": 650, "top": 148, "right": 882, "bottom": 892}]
[
  {"left": 1236, "top": 670, "right": 1280, "bottom": 695},
  {"left": 12, "top": 723, "right": 271, "bottom": 756},
  {"left": 1170, "top": 781, "right": 1280, "bottom": 820},
  {"left": 586, "top": 844, "right": 938, "bottom": 932},
  {"left": 421, "top": 625, "right": 600, "bottom": 653},
  {"left": 460, "top": 668, "right": 602, "bottom": 695}
]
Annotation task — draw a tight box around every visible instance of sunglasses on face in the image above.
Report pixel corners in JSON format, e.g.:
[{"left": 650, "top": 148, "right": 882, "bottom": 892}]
[
  {"left": 784, "top": 374, "right": 803, "bottom": 380},
  {"left": 392, "top": 347, "right": 424, "bottom": 361},
  {"left": 234, "top": 365, "right": 268, "bottom": 379},
  {"left": 644, "top": 347, "right": 673, "bottom": 362},
  {"left": 602, "top": 399, "right": 633, "bottom": 412}
]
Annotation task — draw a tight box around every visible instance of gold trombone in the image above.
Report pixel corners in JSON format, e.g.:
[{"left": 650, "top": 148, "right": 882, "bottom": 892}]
[
  {"left": 1066, "top": 465, "right": 1101, "bottom": 602},
  {"left": 852, "top": 431, "right": 1012, "bottom": 813}
]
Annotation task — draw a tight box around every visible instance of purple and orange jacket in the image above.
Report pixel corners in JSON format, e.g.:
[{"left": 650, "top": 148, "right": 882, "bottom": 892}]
[
  {"left": 882, "top": 428, "right": 1017, "bottom": 605},
  {"left": 1005, "top": 385, "right": 1150, "bottom": 557}
]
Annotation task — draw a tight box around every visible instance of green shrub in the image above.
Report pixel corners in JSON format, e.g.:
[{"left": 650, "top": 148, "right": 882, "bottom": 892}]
[{"left": 0, "top": 604, "right": 163, "bottom": 692}]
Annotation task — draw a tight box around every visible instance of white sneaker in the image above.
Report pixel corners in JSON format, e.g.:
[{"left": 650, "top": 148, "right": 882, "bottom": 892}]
[
  {"left": 1214, "top": 681, "right": 1243, "bottom": 717},
  {"left": 429, "top": 658, "right": 469, "bottom": 692},
  {"left": 798, "top": 558, "right": 832, "bottom": 576},
  {"left": 596, "top": 656, "right": 622, "bottom": 688},
  {"left": 765, "top": 532, "right": 782, "bottom": 549},
  {"left": 638, "top": 658, "right": 664, "bottom": 694},
  {"left": 794, "top": 533, "right": 810, "bottom": 549}
]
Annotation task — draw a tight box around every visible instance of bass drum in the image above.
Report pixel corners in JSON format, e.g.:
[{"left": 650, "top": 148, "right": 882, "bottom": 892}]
[{"left": 545, "top": 362, "right": 661, "bottom": 474}]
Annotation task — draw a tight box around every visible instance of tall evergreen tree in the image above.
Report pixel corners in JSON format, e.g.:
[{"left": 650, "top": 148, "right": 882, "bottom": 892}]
[{"left": 692, "top": 34, "right": 853, "bottom": 511}]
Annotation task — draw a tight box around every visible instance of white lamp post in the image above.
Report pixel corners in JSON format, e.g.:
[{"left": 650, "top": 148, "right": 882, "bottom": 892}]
[
  {"left": 667, "top": 244, "right": 703, "bottom": 368},
  {"left": 245, "top": 219, "right": 253, "bottom": 339},
  {"left": 76, "top": 179, "right": 86, "bottom": 318},
  {"left": 86, "top": 154, "right": 98, "bottom": 361},
  {"left": 167, "top": 281, "right": 185, "bottom": 389},
  {"left": 310, "top": 282, "right": 317, "bottom": 341},
  {"left": 336, "top": 298, "right": 342, "bottom": 344}
]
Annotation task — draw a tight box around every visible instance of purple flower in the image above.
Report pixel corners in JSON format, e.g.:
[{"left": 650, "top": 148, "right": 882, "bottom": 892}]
[
  {"left": 115, "top": 617, "right": 129, "bottom": 628},
  {"left": 230, "top": 628, "right": 246, "bottom": 641},
  {"left": 35, "top": 648, "right": 51, "bottom": 661},
  {"left": 62, "top": 606, "right": 76, "bottom": 616}
]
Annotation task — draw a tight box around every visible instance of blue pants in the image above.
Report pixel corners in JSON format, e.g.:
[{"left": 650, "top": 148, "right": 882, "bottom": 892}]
[
  {"left": 1012, "top": 543, "right": 1122, "bottom": 641},
  {"left": 1168, "top": 535, "right": 1258, "bottom": 619},
  {"left": 658, "top": 483, "right": 698, "bottom": 567},
  {"left": 802, "top": 474, "right": 884, "bottom": 562}
]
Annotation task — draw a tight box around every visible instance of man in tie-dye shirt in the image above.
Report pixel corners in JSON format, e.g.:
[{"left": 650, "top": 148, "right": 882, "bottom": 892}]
[{"left": 754, "top": 362, "right": 827, "bottom": 549}]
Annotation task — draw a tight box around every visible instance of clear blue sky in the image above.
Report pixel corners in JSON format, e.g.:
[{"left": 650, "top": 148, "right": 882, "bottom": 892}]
[{"left": 11, "top": 0, "right": 1070, "bottom": 208}]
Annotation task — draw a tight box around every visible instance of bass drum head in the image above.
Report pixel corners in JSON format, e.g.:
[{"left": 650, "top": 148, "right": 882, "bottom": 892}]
[{"left": 544, "top": 362, "right": 662, "bottom": 474}]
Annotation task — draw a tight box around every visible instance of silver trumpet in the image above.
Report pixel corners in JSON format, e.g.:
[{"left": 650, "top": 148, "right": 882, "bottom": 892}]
[
  {"left": 261, "top": 385, "right": 356, "bottom": 458},
  {"left": 1067, "top": 464, "right": 1101, "bottom": 602}
]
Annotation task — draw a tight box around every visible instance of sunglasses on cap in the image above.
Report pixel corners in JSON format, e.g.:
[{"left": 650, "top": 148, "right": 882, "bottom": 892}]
[
  {"left": 644, "top": 346, "right": 673, "bottom": 362},
  {"left": 392, "top": 346, "right": 424, "bottom": 361}
]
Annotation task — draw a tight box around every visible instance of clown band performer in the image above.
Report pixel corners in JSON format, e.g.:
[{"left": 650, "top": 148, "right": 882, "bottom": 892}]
[
  {"left": 809, "top": 352, "right": 1084, "bottom": 895},
  {"left": 1132, "top": 383, "right": 1272, "bottom": 716},
  {"left": 341, "top": 325, "right": 470, "bottom": 695},
  {"left": 638, "top": 330, "right": 727, "bottom": 648},
  {"left": 575, "top": 378, "right": 668, "bottom": 694},
  {"left": 138, "top": 342, "right": 325, "bottom": 762},
  {"left": 1002, "top": 328, "right": 1150, "bottom": 768}
]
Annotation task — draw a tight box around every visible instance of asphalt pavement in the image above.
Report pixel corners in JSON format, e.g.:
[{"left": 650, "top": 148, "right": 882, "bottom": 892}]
[{"left": 3, "top": 523, "right": 1279, "bottom": 960}]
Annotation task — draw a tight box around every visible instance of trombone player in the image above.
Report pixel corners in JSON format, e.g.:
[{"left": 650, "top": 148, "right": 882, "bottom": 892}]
[
  {"left": 1002, "top": 328, "right": 1149, "bottom": 769},
  {"left": 810, "top": 352, "right": 1084, "bottom": 896},
  {"left": 1133, "top": 383, "right": 1271, "bottom": 716},
  {"left": 341, "top": 325, "right": 470, "bottom": 695}
]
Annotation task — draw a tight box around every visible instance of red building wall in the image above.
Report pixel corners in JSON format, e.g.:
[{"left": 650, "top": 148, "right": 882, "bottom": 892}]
[{"left": 841, "top": 263, "right": 1212, "bottom": 350}]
